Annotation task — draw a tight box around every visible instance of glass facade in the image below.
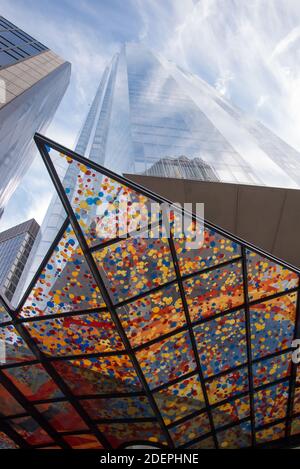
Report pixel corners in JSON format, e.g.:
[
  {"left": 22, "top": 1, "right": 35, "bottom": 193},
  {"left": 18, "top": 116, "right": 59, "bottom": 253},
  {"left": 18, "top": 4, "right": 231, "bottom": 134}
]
[
  {"left": 0, "top": 16, "right": 71, "bottom": 218},
  {"left": 0, "top": 16, "right": 48, "bottom": 68},
  {"left": 1, "top": 136, "right": 300, "bottom": 449},
  {"left": 0, "top": 219, "right": 40, "bottom": 303}
]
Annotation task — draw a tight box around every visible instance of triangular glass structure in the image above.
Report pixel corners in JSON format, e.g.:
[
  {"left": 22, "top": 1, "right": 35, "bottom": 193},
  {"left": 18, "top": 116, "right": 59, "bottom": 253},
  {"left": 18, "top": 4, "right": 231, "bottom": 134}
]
[{"left": 0, "top": 133, "right": 300, "bottom": 449}]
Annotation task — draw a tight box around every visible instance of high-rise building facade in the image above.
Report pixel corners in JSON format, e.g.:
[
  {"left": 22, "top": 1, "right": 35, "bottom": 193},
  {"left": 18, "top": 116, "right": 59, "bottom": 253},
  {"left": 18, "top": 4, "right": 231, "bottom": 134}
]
[
  {"left": 23, "top": 42, "right": 300, "bottom": 302},
  {"left": 80, "top": 43, "right": 300, "bottom": 188},
  {"left": 0, "top": 218, "right": 40, "bottom": 303},
  {"left": 0, "top": 15, "right": 71, "bottom": 216}
]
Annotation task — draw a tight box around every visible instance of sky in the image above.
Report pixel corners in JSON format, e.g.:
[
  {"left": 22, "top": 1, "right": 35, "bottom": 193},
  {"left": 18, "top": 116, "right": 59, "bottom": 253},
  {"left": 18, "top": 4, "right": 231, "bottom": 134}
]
[{"left": 1, "top": 0, "right": 300, "bottom": 231}]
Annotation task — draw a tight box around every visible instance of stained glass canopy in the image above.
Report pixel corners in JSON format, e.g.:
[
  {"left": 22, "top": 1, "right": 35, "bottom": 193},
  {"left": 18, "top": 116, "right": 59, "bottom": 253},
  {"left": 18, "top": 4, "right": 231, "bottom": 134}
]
[{"left": 1, "top": 134, "right": 300, "bottom": 449}]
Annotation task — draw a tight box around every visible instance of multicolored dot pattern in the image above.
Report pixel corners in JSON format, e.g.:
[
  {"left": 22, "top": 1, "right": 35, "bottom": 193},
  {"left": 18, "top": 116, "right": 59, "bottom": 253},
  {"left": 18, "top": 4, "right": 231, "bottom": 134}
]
[{"left": 1, "top": 142, "right": 300, "bottom": 449}]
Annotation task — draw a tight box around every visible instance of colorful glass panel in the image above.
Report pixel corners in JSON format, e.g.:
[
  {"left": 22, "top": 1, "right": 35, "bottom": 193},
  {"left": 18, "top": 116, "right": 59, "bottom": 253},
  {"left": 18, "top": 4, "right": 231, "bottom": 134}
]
[
  {"left": 250, "top": 293, "right": 297, "bottom": 359},
  {"left": 117, "top": 283, "right": 185, "bottom": 347},
  {"left": 194, "top": 310, "right": 247, "bottom": 377},
  {"left": 184, "top": 262, "right": 244, "bottom": 322}
]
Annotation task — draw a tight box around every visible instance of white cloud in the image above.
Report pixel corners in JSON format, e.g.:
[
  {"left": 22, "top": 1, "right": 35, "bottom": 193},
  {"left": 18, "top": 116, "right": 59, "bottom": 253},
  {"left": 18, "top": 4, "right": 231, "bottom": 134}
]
[{"left": 158, "top": 0, "right": 300, "bottom": 151}]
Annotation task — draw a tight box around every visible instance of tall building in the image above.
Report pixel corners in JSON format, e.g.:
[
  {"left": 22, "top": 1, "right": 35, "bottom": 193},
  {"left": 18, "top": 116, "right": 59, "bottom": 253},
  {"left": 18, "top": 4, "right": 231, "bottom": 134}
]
[
  {"left": 0, "top": 218, "right": 40, "bottom": 303},
  {"left": 23, "top": 42, "right": 300, "bottom": 301},
  {"left": 79, "top": 43, "right": 300, "bottom": 188},
  {"left": 0, "top": 15, "right": 71, "bottom": 216},
  {"left": 144, "top": 155, "right": 219, "bottom": 181}
]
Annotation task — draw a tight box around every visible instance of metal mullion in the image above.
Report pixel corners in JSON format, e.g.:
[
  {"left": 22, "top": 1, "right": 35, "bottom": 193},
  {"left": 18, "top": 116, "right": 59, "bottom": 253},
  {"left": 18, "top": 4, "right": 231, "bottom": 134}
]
[
  {"left": 181, "top": 416, "right": 251, "bottom": 449},
  {"left": 46, "top": 349, "right": 126, "bottom": 362},
  {"left": 0, "top": 369, "right": 69, "bottom": 449},
  {"left": 285, "top": 278, "right": 300, "bottom": 438},
  {"left": 203, "top": 363, "right": 247, "bottom": 383},
  {"left": 255, "top": 416, "right": 287, "bottom": 433},
  {"left": 132, "top": 325, "right": 188, "bottom": 353},
  {"left": 0, "top": 359, "right": 40, "bottom": 370},
  {"left": 0, "top": 296, "right": 112, "bottom": 449},
  {"left": 0, "top": 419, "right": 30, "bottom": 448},
  {"left": 36, "top": 139, "right": 175, "bottom": 449},
  {"left": 93, "top": 417, "right": 156, "bottom": 425},
  {"left": 166, "top": 407, "right": 207, "bottom": 430},
  {"left": 34, "top": 133, "right": 300, "bottom": 276},
  {"left": 0, "top": 412, "right": 28, "bottom": 420},
  {"left": 241, "top": 245, "right": 256, "bottom": 447},
  {"left": 252, "top": 346, "right": 293, "bottom": 364},
  {"left": 166, "top": 234, "right": 219, "bottom": 449},
  {"left": 152, "top": 370, "right": 199, "bottom": 394},
  {"left": 16, "top": 217, "right": 70, "bottom": 313},
  {"left": 249, "top": 286, "right": 299, "bottom": 308},
  {"left": 90, "top": 220, "right": 161, "bottom": 253},
  {"left": 31, "top": 391, "right": 146, "bottom": 406},
  {"left": 18, "top": 305, "right": 108, "bottom": 324},
  {"left": 114, "top": 277, "right": 178, "bottom": 308},
  {"left": 181, "top": 256, "right": 243, "bottom": 282}
]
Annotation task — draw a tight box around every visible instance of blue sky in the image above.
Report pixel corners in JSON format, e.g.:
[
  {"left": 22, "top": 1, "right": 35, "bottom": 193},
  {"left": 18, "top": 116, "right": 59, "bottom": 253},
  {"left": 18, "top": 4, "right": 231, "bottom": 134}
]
[{"left": 2, "top": 0, "right": 300, "bottom": 230}]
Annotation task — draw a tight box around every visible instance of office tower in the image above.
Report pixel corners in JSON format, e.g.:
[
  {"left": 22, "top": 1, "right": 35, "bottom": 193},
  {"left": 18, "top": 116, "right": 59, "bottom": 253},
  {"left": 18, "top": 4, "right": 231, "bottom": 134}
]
[
  {"left": 24, "top": 42, "right": 300, "bottom": 301},
  {"left": 75, "top": 42, "right": 300, "bottom": 188},
  {"left": 143, "top": 155, "right": 219, "bottom": 181},
  {"left": 0, "top": 218, "right": 40, "bottom": 303},
  {"left": 0, "top": 15, "right": 71, "bottom": 217}
]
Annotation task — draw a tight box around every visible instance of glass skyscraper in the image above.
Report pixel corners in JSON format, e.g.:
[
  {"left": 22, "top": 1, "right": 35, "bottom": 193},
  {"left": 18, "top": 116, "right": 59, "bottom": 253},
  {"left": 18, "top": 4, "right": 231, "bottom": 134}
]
[
  {"left": 0, "top": 218, "right": 40, "bottom": 303},
  {"left": 0, "top": 15, "right": 71, "bottom": 217},
  {"left": 24, "top": 42, "right": 300, "bottom": 302}
]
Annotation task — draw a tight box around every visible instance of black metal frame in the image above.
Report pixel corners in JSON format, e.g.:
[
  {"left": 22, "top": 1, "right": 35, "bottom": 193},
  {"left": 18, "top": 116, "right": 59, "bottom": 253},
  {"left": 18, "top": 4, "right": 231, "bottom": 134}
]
[{"left": 0, "top": 132, "right": 299, "bottom": 450}]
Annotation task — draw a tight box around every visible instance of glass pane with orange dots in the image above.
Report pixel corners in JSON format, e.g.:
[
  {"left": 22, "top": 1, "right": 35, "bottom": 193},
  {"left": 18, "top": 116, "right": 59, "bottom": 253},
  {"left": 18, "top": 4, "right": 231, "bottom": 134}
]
[
  {"left": 117, "top": 283, "right": 186, "bottom": 347},
  {"left": 0, "top": 432, "right": 19, "bottom": 449},
  {"left": 23, "top": 311, "right": 124, "bottom": 357},
  {"left": 19, "top": 225, "right": 105, "bottom": 319},
  {"left": 256, "top": 422, "right": 286, "bottom": 445},
  {"left": 174, "top": 223, "right": 241, "bottom": 277},
  {"left": 153, "top": 374, "right": 205, "bottom": 425},
  {"left": 250, "top": 293, "right": 297, "bottom": 359},
  {"left": 97, "top": 421, "right": 167, "bottom": 448},
  {"left": 212, "top": 396, "right": 250, "bottom": 429},
  {"left": 81, "top": 395, "right": 154, "bottom": 420},
  {"left": 53, "top": 355, "right": 142, "bottom": 395},
  {"left": 254, "top": 381, "right": 289, "bottom": 427},
  {"left": 3, "top": 363, "right": 63, "bottom": 401},
  {"left": 253, "top": 353, "right": 291, "bottom": 388},
  {"left": 205, "top": 368, "right": 249, "bottom": 405},
  {"left": 48, "top": 149, "right": 156, "bottom": 248},
  {"left": 0, "top": 324, "right": 35, "bottom": 364},
  {"left": 193, "top": 310, "right": 247, "bottom": 377},
  {"left": 135, "top": 331, "right": 196, "bottom": 389},
  {"left": 291, "top": 416, "right": 300, "bottom": 437},
  {"left": 246, "top": 250, "right": 299, "bottom": 302},
  {"left": 93, "top": 237, "right": 176, "bottom": 304},
  {"left": 35, "top": 401, "right": 88, "bottom": 433},
  {"left": 183, "top": 261, "right": 244, "bottom": 322},
  {"left": 63, "top": 434, "right": 103, "bottom": 449},
  {"left": 169, "top": 412, "right": 211, "bottom": 447},
  {"left": 217, "top": 421, "right": 251, "bottom": 449},
  {"left": 292, "top": 386, "right": 300, "bottom": 415}
]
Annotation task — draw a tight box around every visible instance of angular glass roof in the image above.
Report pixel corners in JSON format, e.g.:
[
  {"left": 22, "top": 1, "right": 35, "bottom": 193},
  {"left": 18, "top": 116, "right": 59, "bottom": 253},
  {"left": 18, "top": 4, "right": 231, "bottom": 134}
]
[{"left": 0, "top": 133, "right": 300, "bottom": 449}]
